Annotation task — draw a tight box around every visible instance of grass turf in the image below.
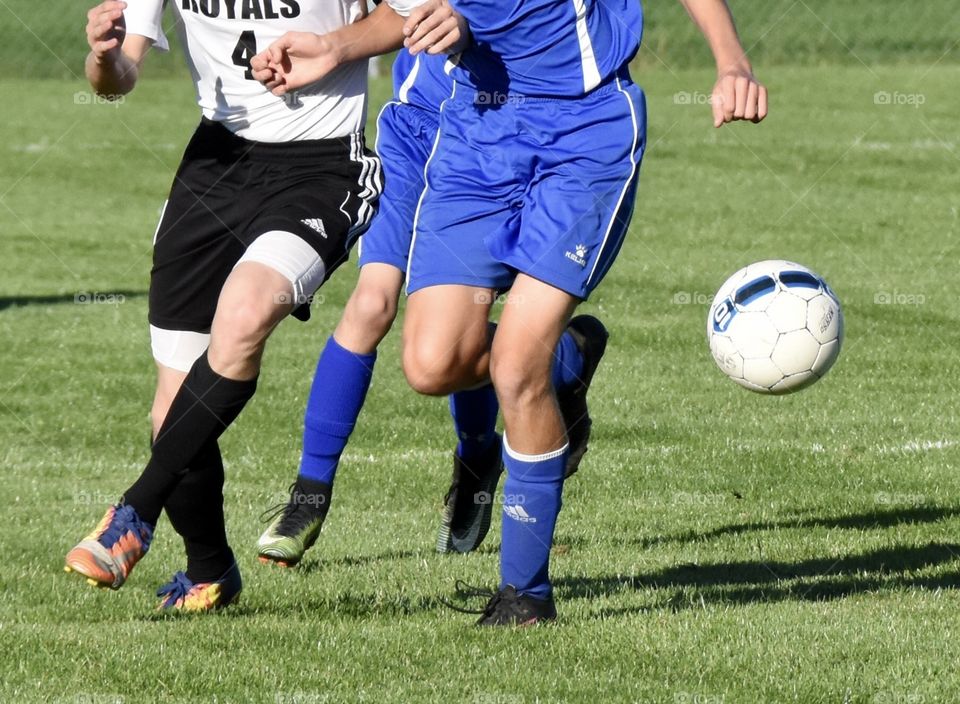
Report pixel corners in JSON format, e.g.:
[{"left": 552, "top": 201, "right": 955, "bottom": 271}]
[{"left": 1, "top": 62, "right": 959, "bottom": 702}]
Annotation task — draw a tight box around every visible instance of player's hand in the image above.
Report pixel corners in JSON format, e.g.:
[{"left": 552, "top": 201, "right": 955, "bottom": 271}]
[
  {"left": 251, "top": 32, "right": 339, "bottom": 96},
  {"left": 403, "top": 0, "right": 470, "bottom": 56},
  {"left": 86, "top": 0, "right": 127, "bottom": 65},
  {"left": 711, "top": 64, "right": 768, "bottom": 128}
]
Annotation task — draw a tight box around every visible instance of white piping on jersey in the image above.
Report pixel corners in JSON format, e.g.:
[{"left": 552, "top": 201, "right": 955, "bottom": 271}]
[
  {"left": 572, "top": 0, "right": 603, "bottom": 93},
  {"left": 586, "top": 76, "right": 640, "bottom": 288},
  {"left": 406, "top": 81, "right": 459, "bottom": 293},
  {"left": 398, "top": 55, "right": 422, "bottom": 104}
]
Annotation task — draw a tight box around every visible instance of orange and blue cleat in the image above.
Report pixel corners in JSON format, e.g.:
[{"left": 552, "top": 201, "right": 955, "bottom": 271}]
[
  {"left": 156, "top": 564, "right": 242, "bottom": 612},
  {"left": 65, "top": 504, "right": 154, "bottom": 589}
]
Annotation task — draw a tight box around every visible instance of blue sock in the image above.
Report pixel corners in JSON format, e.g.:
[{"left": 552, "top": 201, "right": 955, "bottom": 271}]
[
  {"left": 298, "top": 336, "right": 376, "bottom": 485},
  {"left": 499, "top": 436, "right": 568, "bottom": 599},
  {"left": 449, "top": 383, "right": 499, "bottom": 459},
  {"left": 551, "top": 331, "right": 584, "bottom": 392}
]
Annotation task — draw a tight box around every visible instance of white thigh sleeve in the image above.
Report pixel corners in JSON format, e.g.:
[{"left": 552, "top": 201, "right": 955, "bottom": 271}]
[
  {"left": 150, "top": 325, "right": 210, "bottom": 372},
  {"left": 236, "top": 231, "right": 327, "bottom": 305}
]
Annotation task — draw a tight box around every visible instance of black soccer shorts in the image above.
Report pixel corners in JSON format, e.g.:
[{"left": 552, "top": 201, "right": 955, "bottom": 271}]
[{"left": 148, "top": 118, "right": 382, "bottom": 333}]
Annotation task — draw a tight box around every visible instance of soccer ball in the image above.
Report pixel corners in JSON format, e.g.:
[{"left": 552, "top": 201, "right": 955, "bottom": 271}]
[{"left": 707, "top": 260, "right": 843, "bottom": 394}]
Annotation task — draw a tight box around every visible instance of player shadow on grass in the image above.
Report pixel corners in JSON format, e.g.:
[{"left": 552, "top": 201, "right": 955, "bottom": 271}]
[
  {"left": 0, "top": 291, "right": 147, "bottom": 311},
  {"left": 557, "top": 541, "right": 960, "bottom": 617},
  {"left": 295, "top": 548, "right": 421, "bottom": 573},
  {"left": 630, "top": 505, "right": 960, "bottom": 549}
]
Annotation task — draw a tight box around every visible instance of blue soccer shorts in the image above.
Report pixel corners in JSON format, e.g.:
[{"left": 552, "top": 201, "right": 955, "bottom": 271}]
[
  {"left": 407, "top": 75, "right": 647, "bottom": 300},
  {"left": 357, "top": 101, "right": 440, "bottom": 271}
]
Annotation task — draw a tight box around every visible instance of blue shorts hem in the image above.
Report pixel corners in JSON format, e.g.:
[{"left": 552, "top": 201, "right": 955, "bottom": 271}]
[{"left": 406, "top": 273, "right": 515, "bottom": 296}]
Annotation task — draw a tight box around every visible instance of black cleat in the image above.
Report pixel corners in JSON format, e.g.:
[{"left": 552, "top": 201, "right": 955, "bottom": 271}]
[
  {"left": 437, "top": 435, "right": 504, "bottom": 554},
  {"left": 475, "top": 585, "right": 557, "bottom": 627},
  {"left": 557, "top": 314, "right": 609, "bottom": 478}
]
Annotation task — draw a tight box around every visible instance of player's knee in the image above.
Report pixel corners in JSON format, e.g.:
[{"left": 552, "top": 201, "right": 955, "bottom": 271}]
[
  {"left": 344, "top": 285, "right": 398, "bottom": 338},
  {"left": 402, "top": 338, "right": 472, "bottom": 396},
  {"left": 490, "top": 350, "right": 551, "bottom": 410},
  {"left": 212, "top": 295, "right": 276, "bottom": 359}
]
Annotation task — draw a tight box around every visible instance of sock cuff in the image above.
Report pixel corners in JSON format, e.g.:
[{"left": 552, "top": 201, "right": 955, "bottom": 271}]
[
  {"left": 328, "top": 335, "right": 378, "bottom": 366},
  {"left": 503, "top": 434, "right": 569, "bottom": 463},
  {"left": 193, "top": 352, "right": 259, "bottom": 396},
  {"left": 303, "top": 415, "right": 356, "bottom": 438}
]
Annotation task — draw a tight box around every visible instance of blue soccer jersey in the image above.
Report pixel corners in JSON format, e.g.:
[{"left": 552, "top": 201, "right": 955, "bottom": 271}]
[
  {"left": 356, "top": 50, "right": 450, "bottom": 270},
  {"left": 390, "top": 49, "right": 455, "bottom": 112},
  {"left": 449, "top": 0, "right": 643, "bottom": 97}
]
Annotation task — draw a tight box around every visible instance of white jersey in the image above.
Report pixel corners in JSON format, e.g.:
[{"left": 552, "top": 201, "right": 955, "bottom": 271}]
[{"left": 124, "top": 0, "right": 376, "bottom": 142}]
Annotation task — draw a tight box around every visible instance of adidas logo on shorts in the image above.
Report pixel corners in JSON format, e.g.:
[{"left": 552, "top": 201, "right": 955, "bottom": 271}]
[
  {"left": 503, "top": 505, "right": 537, "bottom": 524},
  {"left": 301, "top": 218, "right": 327, "bottom": 238}
]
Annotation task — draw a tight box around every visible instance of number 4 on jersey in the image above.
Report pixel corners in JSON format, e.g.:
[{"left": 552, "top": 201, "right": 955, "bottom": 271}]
[{"left": 232, "top": 31, "right": 257, "bottom": 80}]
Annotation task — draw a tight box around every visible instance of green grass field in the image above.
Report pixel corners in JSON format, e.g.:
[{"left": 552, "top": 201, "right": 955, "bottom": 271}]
[{"left": 2, "top": 42, "right": 960, "bottom": 704}]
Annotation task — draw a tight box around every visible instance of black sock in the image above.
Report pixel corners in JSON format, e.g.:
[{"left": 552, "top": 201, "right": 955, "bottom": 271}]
[
  {"left": 164, "top": 440, "right": 235, "bottom": 583},
  {"left": 123, "top": 352, "right": 258, "bottom": 524}
]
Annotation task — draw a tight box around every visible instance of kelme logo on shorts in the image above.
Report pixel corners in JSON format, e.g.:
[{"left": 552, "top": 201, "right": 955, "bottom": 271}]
[{"left": 564, "top": 244, "right": 588, "bottom": 267}]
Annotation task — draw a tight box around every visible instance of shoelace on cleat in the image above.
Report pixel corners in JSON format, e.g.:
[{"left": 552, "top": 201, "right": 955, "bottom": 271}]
[
  {"left": 156, "top": 571, "right": 194, "bottom": 606},
  {"left": 98, "top": 505, "right": 148, "bottom": 548},
  {"left": 438, "top": 580, "right": 499, "bottom": 615},
  {"left": 259, "top": 482, "right": 322, "bottom": 537}
]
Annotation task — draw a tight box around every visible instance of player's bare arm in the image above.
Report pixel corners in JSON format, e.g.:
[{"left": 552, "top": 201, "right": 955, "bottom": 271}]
[
  {"left": 84, "top": 0, "right": 151, "bottom": 97},
  {"left": 402, "top": 0, "right": 471, "bottom": 56},
  {"left": 251, "top": 2, "right": 406, "bottom": 95},
  {"left": 679, "top": 0, "right": 768, "bottom": 127}
]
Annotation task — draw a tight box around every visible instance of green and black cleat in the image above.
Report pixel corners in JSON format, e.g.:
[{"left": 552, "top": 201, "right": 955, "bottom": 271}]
[
  {"left": 557, "top": 314, "right": 609, "bottom": 478},
  {"left": 257, "top": 479, "right": 330, "bottom": 567},
  {"left": 437, "top": 435, "right": 504, "bottom": 554}
]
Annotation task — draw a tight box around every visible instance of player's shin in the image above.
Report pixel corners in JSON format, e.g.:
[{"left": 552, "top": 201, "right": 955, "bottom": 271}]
[
  {"left": 499, "top": 435, "right": 568, "bottom": 598},
  {"left": 449, "top": 384, "right": 499, "bottom": 459},
  {"left": 299, "top": 335, "right": 377, "bottom": 490},
  {"left": 122, "top": 351, "right": 258, "bottom": 525}
]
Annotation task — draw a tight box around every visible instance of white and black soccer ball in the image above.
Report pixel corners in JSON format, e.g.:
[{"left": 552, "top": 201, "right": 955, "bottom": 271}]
[{"left": 707, "top": 260, "right": 843, "bottom": 394}]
